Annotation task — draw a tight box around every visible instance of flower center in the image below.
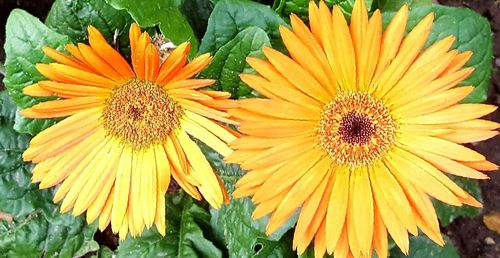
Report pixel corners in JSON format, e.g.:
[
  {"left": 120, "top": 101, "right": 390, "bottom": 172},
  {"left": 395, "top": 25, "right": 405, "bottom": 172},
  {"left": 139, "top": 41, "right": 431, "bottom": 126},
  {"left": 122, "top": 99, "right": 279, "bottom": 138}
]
[
  {"left": 338, "top": 111, "right": 375, "bottom": 145},
  {"left": 102, "top": 79, "right": 183, "bottom": 149},
  {"left": 318, "top": 91, "right": 397, "bottom": 167}
]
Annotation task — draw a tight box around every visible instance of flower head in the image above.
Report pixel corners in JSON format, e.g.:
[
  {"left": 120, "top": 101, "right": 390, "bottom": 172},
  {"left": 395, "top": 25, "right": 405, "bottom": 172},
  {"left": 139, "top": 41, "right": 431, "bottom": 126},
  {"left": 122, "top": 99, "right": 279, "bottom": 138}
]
[
  {"left": 228, "top": 1, "right": 498, "bottom": 257},
  {"left": 22, "top": 23, "right": 236, "bottom": 239}
]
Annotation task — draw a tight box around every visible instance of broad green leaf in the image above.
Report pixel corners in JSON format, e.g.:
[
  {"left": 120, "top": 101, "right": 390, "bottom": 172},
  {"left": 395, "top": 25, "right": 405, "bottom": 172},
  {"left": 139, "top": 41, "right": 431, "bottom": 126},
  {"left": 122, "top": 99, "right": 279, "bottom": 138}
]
[
  {"left": 0, "top": 214, "right": 99, "bottom": 258},
  {"left": 0, "top": 91, "right": 98, "bottom": 258},
  {"left": 376, "top": 0, "right": 431, "bottom": 11},
  {"left": 45, "top": 0, "right": 133, "bottom": 54},
  {"left": 116, "top": 192, "right": 222, "bottom": 258},
  {"left": 383, "top": 5, "right": 493, "bottom": 103},
  {"left": 390, "top": 235, "right": 459, "bottom": 258},
  {"left": 200, "top": 26, "right": 271, "bottom": 98},
  {"left": 199, "top": 143, "right": 297, "bottom": 257},
  {"left": 0, "top": 91, "right": 16, "bottom": 120},
  {"left": 434, "top": 176, "right": 482, "bottom": 227},
  {"left": 199, "top": 0, "right": 286, "bottom": 55},
  {"left": 273, "top": 0, "right": 372, "bottom": 21},
  {"left": 3, "top": 9, "right": 70, "bottom": 135},
  {"left": 105, "top": 0, "right": 199, "bottom": 56},
  {"left": 182, "top": 0, "right": 216, "bottom": 40},
  {"left": 94, "top": 246, "right": 115, "bottom": 258}
]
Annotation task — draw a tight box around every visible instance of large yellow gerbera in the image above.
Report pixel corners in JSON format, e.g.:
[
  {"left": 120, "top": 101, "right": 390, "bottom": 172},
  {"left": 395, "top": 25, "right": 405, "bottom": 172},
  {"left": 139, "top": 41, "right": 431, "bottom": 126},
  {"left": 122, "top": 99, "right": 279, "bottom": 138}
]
[
  {"left": 227, "top": 1, "right": 498, "bottom": 257},
  {"left": 22, "top": 23, "right": 236, "bottom": 239}
]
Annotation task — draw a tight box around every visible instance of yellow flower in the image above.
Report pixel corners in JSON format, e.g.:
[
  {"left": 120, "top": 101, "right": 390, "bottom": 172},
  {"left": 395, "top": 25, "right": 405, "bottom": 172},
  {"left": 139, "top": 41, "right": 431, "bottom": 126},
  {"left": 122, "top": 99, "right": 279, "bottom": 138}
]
[
  {"left": 227, "top": 1, "right": 498, "bottom": 257},
  {"left": 22, "top": 23, "right": 236, "bottom": 239}
]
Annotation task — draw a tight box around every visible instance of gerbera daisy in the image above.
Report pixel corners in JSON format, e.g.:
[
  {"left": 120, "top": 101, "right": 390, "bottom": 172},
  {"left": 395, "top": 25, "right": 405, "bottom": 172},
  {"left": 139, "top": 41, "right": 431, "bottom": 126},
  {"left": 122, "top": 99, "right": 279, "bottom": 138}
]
[
  {"left": 21, "top": 23, "right": 236, "bottom": 239},
  {"left": 227, "top": 1, "right": 498, "bottom": 257}
]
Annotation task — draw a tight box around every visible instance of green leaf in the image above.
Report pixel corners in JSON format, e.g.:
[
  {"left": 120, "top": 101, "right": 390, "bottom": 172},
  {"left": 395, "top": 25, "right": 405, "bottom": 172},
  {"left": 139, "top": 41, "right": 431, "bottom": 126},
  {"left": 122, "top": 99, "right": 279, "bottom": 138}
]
[
  {"left": 198, "top": 143, "right": 297, "bottom": 257},
  {"left": 434, "top": 176, "right": 482, "bottom": 227},
  {"left": 383, "top": 5, "right": 493, "bottom": 103},
  {"left": 94, "top": 246, "right": 115, "bottom": 258},
  {"left": 390, "top": 235, "right": 459, "bottom": 258},
  {"left": 3, "top": 9, "right": 70, "bottom": 135},
  {"left": 89, "top": 246, "right": 115, "bottom": 258},
  {"left": 200, "top": 26, "right": 271, "bottom": 99},
  {"left": 0, "top": 91, "right": 16, "bottom": 121},
  {"left": 116, "top": 192, "right": 222, "bottom": 258},
  {"left": 182, "top": 0, "right": 216, "bottom": 40},
  {"left": 199, "top": 0, "right": 286, "bottom": 55},
  {"left": 274, "top": 0, "right": 371, "bottom": 22},
  {"left": 0, "top": 90, "right": 98, "bottom": 258},
  {"left": 376, "top": 0, "right": 431, "bottom": 12},
  {"left": 45, "top": 0, "right": 134, "bottom": 56},
  {"left": 105, "top": 0, "right": 199, "bottom": 56}
]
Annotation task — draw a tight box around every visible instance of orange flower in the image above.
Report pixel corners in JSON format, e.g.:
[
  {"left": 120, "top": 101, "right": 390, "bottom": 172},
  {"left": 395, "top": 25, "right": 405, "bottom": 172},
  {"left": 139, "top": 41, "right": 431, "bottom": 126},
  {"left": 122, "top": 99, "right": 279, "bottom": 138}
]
[
  {"left": 22, "top": 24, "right": 236, "bottom": 239},
  {"left": 227, "top": 1, "right": 498, "bottom": 257}
]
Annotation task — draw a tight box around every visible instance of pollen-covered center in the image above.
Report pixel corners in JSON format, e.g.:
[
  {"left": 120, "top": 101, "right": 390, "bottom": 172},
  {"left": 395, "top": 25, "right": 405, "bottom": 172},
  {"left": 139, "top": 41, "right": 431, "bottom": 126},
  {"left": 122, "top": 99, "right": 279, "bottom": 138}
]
[
  {"left": 338, "top": 111, "right": 375, "bottom": 145},
  {"left": 102, "top": 79, "right": 183, "bottom": 149},
  {"left": 318, "top": 92, "right": 397, "bottom": 167}
]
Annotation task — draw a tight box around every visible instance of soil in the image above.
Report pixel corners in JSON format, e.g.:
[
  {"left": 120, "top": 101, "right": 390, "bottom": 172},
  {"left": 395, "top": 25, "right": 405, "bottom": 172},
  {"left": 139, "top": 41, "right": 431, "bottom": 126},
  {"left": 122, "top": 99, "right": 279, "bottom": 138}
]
[{"left": 0, "top": 0, "right": 498, "bottom": 257}]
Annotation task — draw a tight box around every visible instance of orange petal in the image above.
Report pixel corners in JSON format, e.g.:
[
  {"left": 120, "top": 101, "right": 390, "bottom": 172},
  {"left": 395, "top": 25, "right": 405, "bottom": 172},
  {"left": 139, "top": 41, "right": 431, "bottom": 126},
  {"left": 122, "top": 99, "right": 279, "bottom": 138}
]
[
  {"left": 78, "top": 43, "right": 125, "bottom": 82},
  {"left": 88, "top": 25, "right": 134, "bottom": 78},
  {"left": 156, "top": 42, "right": 190, "bottom": 85},
  {"left": 43, "top": 47, "right": 91, "bottom": 72},
  {"left": 168, "top": 53, "right": 212, "bottom": 83},
  {"left": 23, "top": 83, "right": 54, "bottom": 97},
  {"left": 144, "top": 43, "right": 160, "bottom": 82},
  {"left": 38, "top": 80, "right": 111, "bottom": 98}
]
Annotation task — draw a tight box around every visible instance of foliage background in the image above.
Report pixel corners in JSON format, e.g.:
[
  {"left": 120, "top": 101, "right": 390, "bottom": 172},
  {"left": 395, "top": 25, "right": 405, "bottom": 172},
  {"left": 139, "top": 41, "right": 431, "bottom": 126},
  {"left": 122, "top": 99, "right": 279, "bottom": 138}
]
[{"left": 0, "top": 0, "right": 498, "bottom": 257}]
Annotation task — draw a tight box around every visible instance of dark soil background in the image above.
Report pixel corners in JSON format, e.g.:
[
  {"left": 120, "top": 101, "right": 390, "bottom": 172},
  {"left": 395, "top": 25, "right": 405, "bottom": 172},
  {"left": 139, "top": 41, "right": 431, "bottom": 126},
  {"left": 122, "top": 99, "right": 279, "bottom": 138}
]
[{"left": 0, "top": 0, "right": 498, "bottom": 257}]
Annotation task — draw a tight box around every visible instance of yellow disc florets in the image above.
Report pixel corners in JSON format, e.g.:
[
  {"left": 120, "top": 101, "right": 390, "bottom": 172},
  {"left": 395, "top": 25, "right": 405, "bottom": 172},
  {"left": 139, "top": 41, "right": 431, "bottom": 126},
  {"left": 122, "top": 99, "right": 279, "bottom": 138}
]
[
  {"left": 318, "top": 91, "right": 397, "bottom": 167},
  {"left": 102, "top": 79, "right": 182, "bottom": 149}
]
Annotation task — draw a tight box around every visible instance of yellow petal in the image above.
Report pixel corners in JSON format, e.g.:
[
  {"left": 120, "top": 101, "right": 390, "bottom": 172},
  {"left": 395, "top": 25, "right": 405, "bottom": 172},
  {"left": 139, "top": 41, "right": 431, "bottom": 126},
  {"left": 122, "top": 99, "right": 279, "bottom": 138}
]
[
  {"left": 369, "top": 162, "right": 410, "bottom": 254},
  {"left": 60, "top": 136, "right": 114, "bottom": 213},
  {"left": 289, "top": 13, "right": 337, "bottom": 94},
  {"left": 73, "top": 142, "right": 120, "bottom": 216},
  {"left": 52, "top": 132, "right": 109, "bottom": 203},
  {"left": 293, "top": 170, "right": 333, "bottom": 254},
  {"left": 263, "top": 47, "right": 330, "bottom": 103},
  {"left": 400, "top": 104, "right": 497, "bottom": 125},
  {"left": 372, "top": 205, "right": 388, "bottom": 258},
  {"left": 399, "top": 134, "right": 485, "bottom": 162},
  {"left": 373, "top": 13, "right": 434, "bottom": 97},
  {"left": 252, "top": 149, "right": 324, "bottom": 204},
  {"left": 38, "top": 128, "right": 106, "bottom": 189},
  {"left": 352, "top": 167, "right": 374, "bottom": 256},
  {"left": 393, "top": 86, "right": 474, "bottom": 118},
  {"left": 350, "top": 0, "right": 369, "bottom": 69},
  {"left": 98, "top": 187, "right": 114, "bottom": 231},
  {"left": 325, "top": 167, "right": 350, "bottom": 253},
  {"left": 280, "top": 25, "right": 332, "bottom": 93},
  {"left": 370, "top": 160, "right": 417, "bottom": 235},
  {"left": 410, "top": 148, "right": 488, "bottom": 179},
  {"left": 266, "top": 158, "right": 330, "bottom": 235},
  {"left": 181, "top": 118, "right": 232, "bottom": 157},
  {"left": 373, "top": 5, "right": 408, "bottom": 79},
  {"left": 438, "top": 130, "right": 499, "bottom": 144},
  {"left": 140, "top": 147, "right": 157, "bottom": 228},
  {"left": 111, "top": 147, "right": 133, "bottom": 232},
  {"left": 357, "top": 10, "right": 382, "bottom": 90},
  {"left": 176, "top": 130, "right": 223, "bottom": 208},
  {"left": 386, "top": 149, "right": 462, "bottom": 206}
]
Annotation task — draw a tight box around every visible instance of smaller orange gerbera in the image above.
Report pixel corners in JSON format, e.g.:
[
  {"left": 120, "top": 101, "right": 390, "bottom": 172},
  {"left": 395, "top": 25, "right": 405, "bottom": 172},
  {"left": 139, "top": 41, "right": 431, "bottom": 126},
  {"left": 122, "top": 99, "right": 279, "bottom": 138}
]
[{"left": 22, "top": 23, "right": 237, "bottom": 239}]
